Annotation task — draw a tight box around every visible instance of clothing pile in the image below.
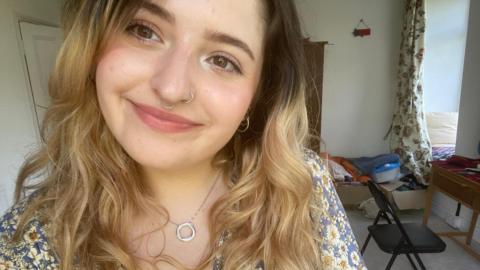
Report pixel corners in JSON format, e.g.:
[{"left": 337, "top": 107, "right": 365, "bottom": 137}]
[{"left": 324, "top": 153, "right": 402, "bottom": 184}]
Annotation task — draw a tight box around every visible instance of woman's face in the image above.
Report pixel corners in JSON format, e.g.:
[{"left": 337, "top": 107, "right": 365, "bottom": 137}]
[{"left": 95, "top": 0, "right": 266, "bottom": 171}]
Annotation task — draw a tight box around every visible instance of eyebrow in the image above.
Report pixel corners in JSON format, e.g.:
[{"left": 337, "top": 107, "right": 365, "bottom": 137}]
[
  {"left": 205, "top": 31, "right": 256, "bottom": 61},
  {"left": 141, "top": 1, "right": 175, "bottom": 25},
  {"left": 140, "top": 2, "right": 255, "bottom": 61}
]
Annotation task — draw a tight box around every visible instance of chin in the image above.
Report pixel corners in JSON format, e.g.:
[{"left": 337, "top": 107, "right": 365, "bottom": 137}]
[{"left": 132, "top": 152, "right": 188, "bottom": 170}]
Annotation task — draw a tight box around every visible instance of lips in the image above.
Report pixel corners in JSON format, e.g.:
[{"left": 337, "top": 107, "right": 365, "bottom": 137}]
[{"left": 131, "top": 101, "right": 202, "bottom": 132}]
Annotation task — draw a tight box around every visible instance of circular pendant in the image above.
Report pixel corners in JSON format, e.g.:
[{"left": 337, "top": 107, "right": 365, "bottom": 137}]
[{"left": 176, "top": 222, "right": 196, "bottom": 242}]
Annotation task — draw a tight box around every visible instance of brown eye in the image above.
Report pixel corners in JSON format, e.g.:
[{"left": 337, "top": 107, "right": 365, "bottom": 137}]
[
  {"left": 207, "top": 55, "right": 242, "bottom": 74},
  {"left": 212, "top": 56, "right": 228, "bottom": 68},
  {"left": 134, "top": 25, "right": 154, "bottom": 39},
  {"left": 126, "top": 22, "right": 161, "bottom": 42}
]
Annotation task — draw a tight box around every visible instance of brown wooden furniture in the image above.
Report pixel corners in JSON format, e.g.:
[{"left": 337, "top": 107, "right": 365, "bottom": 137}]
[{"left": 423, "top": 163, "right": 480, "bottom": 261}]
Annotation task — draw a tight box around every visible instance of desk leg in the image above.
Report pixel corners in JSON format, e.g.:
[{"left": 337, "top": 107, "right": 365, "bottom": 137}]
[
  {"left": 423, "top": 185, "right": 435, "bottom": 225},
  {"left": 466, "top": 210, "right": 479, "bottom": 245}
]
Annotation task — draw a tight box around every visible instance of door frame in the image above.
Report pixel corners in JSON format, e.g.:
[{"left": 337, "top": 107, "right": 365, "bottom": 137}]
[{"left": 12, "top": 11, "right": 60, "bottom": 142}]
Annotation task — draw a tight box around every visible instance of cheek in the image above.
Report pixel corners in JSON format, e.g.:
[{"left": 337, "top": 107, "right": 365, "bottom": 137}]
[
  {"left": 96, "top": 50, "right": 125, "bottom": 107},
  {"left": 95, "top": 53, "right": 122, "bottom": 129},
  {"left": 96, "top": 48, "right": 145, "bottom": 96},
  {"left": 204, "top": 81, "right": 256, "bottom": 129},
  {"left": 95, "top": 47, "right": 152, "bottom": 119}
]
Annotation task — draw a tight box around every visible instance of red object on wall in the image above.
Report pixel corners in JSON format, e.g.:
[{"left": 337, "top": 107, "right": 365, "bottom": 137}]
[
  {"left": 353, "top": 19, "right": 371, "bottom": 37},
  {"left": 353, "top": 28, "right": 371, "bottom": 37}
]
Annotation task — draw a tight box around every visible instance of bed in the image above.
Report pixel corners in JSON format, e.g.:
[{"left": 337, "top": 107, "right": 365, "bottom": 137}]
[{"left": 426, "top": 112, "right": 458, "bottom": 161}]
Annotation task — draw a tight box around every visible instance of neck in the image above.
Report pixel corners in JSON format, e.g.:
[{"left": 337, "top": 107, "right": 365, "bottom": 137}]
[{"left": 140, "top": 160, "right": 222, "bottom": 219}]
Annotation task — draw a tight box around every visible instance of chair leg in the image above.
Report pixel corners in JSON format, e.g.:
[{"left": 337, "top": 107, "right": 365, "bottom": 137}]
[
  {"left": 361, "top": 233, "right": 371, "bottom": 255},
  {"left": 412, "top": 252, "right": 426, "bottom": 270},
  {"left": 385, "top": 252, "right": 398, "bottom": 270},
  {"left": 373, "top": 212, "right": 382, "bottom": 225},
  {"left": 405, "top": 253, "right": 417, "bottom": 270}
]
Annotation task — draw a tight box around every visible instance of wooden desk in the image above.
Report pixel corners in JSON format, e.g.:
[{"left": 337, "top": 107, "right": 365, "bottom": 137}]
[{"left": 423, "top": 163, "right": 480, "bottom": 261}]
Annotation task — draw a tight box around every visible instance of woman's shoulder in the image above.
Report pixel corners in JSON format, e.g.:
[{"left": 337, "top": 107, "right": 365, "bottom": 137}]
[
  {"left": 304, "top": 148, "right": 329, "bottom": 184},
  {"left": 0, "top": 197, "right": 58, "bottom": 269},
  {"left": 304, "top": 149, "right": 368, "bottom": 269},
  {"left": 304, "top": 148, "right": 336, "bottom": 196},
  {"left": 303, "top": 149, "right": 340, "bottom": 216}
]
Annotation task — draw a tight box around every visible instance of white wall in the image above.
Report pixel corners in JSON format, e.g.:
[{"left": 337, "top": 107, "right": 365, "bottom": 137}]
[
  {"left": 0, "top": 0, "right": 62, "bottom": 213},
  {"left": 423, "top": 0, "right": 469, "bottom": 113},
  {"left": 295, "top": 0, "right": 404, "bottom": 157},
  {"left": 455, "top": 1, "right": 480, "bottom": 161},
  {"left": 431, "top": 0, "right": 480, "bottom": 242}
]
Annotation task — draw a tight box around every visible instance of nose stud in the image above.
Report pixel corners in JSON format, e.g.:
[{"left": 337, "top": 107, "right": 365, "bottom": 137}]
[
  {"left": 160, "top": 90, "right": 194, "bottom": 110},
  {"left": 182, "top": 90, "right": 195, "bottom": 104}
]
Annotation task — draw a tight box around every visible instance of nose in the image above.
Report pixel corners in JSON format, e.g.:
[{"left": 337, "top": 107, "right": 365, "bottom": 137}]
[{"left": 150, "top": 47, "right": 193, "bottom": 106}]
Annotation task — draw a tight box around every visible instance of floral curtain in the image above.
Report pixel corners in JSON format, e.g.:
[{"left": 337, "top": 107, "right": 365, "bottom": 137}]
[{"left": 390, "top": 0, "right": 431, "bottom": 185}]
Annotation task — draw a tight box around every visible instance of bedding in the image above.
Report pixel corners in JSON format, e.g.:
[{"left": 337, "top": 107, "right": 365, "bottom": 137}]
[
  {"left": 432, "top": 145, "right": 455, "bottom": 161},
  {"left": 426, "top": 112, "right": 458, "bottom": 161}
]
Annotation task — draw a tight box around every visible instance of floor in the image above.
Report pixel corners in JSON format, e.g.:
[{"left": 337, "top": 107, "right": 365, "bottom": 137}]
[{"left": 347, "top": 209, "right": 480, "bottom": 270}]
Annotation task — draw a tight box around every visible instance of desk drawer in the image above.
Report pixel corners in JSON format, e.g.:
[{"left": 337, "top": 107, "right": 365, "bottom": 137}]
[{"left": 433, "top": 171, "right": 476, "bottom": 206}]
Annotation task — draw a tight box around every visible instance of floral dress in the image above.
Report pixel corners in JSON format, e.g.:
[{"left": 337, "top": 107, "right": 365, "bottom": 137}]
[{"left": 0, "top": 151, "right": 367, "bottom": 269}]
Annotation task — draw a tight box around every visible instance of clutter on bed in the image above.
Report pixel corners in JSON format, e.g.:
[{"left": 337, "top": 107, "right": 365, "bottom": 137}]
[
  {"left": 328, "top": 156, "right": 371, "bottom": 183},
  {"left": 348, "top": 154, "right": 401, "bottom": 183},
  {"left": 327, "top": 159, "right": 352, "bottom": 182},
  {"left": 328, "top": 152, "right": 427, "bottom": 209},
  {"left": 371, "top": 162, "right": 401, "bottom": 183}
]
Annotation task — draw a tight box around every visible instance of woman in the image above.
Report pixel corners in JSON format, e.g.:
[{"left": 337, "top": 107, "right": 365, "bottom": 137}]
[{"left": 0, "top": 0, "right": 365, "bottom": 269}]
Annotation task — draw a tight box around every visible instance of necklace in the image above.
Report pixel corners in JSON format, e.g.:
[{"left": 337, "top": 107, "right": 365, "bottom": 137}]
[{"left": 168, "top": 173, "right": 220, "bottom": 242}]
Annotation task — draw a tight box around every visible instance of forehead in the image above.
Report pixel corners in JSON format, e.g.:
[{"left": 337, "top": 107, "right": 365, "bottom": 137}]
[
  {"left": 145, "top": 0, "right": 266, "bottom": 24},
  {"left": 138, "top": 0, "right": 267, "bottom": 48}
]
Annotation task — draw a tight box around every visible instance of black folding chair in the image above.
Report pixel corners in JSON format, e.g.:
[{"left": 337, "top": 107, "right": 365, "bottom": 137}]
[{"left": 361, "top": 181, "right": 446, "bottom": 270}]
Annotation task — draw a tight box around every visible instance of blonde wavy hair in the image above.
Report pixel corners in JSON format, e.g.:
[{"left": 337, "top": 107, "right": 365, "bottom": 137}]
[{"left": 12, "top": 0, "right": 321, "bottom": 269}]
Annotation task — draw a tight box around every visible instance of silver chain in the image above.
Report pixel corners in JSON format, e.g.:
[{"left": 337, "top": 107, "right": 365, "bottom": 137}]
[{"left": 168, "top": 172, "right": 221, "bottom": 226}]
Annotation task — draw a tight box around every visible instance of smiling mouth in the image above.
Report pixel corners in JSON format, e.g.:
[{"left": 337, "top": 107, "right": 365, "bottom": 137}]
[{"left": 131, "top": 101, "right": 202, "bottom": 133}]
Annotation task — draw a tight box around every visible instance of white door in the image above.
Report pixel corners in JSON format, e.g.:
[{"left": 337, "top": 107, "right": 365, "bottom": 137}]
[{"left": 19, "top": 22, "right": 61, "bottom": 140}]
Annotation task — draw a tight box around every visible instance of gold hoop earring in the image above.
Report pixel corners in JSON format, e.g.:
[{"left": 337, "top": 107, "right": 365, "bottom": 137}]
[{"left": 238, "top": 116, "right": 250, "bottom": 133}]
